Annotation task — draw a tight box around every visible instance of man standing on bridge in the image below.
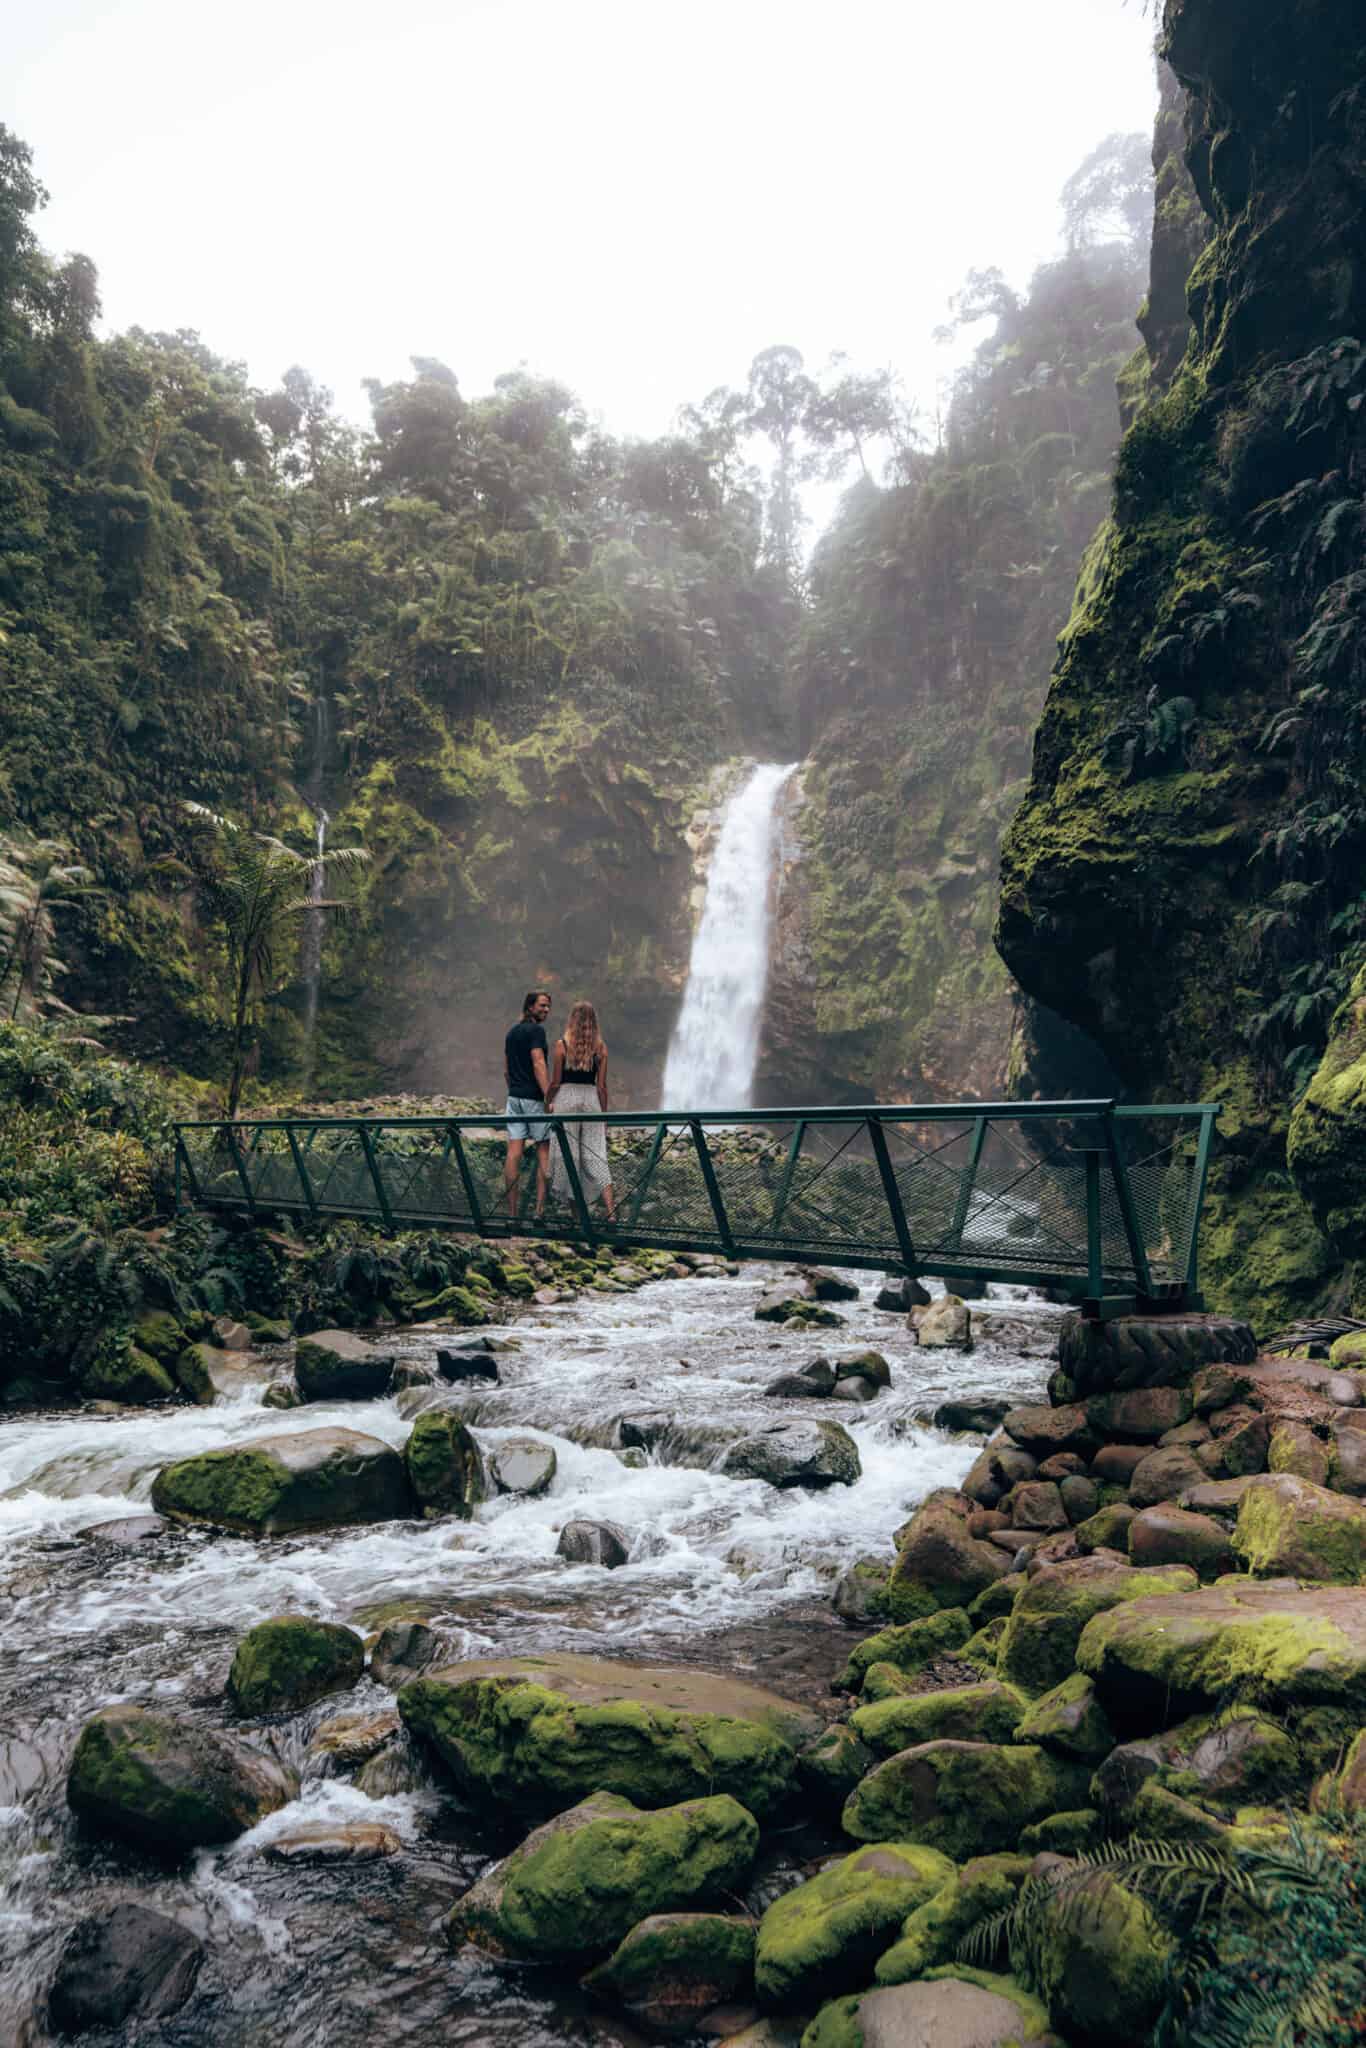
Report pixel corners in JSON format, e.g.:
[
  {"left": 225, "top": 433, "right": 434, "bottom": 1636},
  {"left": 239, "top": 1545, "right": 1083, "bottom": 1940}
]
[{"left": 504, "top": 990, "right": 553, "bottom": 1222}]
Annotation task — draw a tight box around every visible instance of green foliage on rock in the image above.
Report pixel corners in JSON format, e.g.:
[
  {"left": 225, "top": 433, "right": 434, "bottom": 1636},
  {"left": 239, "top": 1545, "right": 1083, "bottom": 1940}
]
[
  {"left": 227, "top": 1613, "right": 364, "bottom": 1715},
  {"left": 67, "top": 1703, "right": 297, "bottom": 1849},
  {"left": 842, "top": 1740, "right": 1089, "bottom": 1858},
  {"left": 754, "top": 1840, "right": 954, "bottom": 2010},
  {"left": 151, "top": 1426, "right": 412, "bottom": 1535},
  {"left": 405, "top": 1409, "right": 486, "bottom": 1519}
]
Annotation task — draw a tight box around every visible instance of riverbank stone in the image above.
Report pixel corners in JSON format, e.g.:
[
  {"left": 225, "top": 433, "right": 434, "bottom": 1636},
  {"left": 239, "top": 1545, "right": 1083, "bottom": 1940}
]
[
  {"left": 842, "top": 1741, "right": 1087, "bottom": 1857},
  {"left": 721, "top": 1420, "right": 861, "bottom": 1489},
  {"left": 294, "top": 1329, "right": 395, "bottom": 1401},
  {"left": 1013, "top": 1673, "right": 1114, "bottom": 1763},
  {"left": 754, "top": 1842, "right": 953, "bottom": 2009},
  {"left": 851, "top": 1682, "right": 1025, "bottom": 1756},
  {"left": 839, "top": 1609, "right": 974, "bottom": 1691},
  {"left": 1232, "top": 1472, "right": 1366, "bottom": 1581},
  {"left": 997, "top": 1559, "right": 1198, "bottom": 1694},
  {"left": 1058, "top": 1312, "right": 1257, "bottom": 1397},
  {"left": 804, "top": 1968, "right": 1056, "bottom": 2048},
  {"left": 399, "top": 1652, "right": 821, "bottom": 1817},
  {"left": 1076, "top": 1583, "right": 1366, "bottom": 1726},
  {"left": 885, "top": 1493, "right": 1014, "bottom": 1620},
  {"left": 47, "top": 1904, "right": 204, "bottom": 2030},
  {"left": 1127, "top": 1504, "right": 1236, "bottom": 1578},
  {"left": 228, "top": 1614, "right": 364, "bottom": 1715},
  {"left": 67, "top": 1704, "right": 297, "bottom": 1849},
  {"left": 78, "top": 1333, "right": 177, "bottom": 1405},
  {"left": 151, "top": 1427, "right": 412, "bottom": 1534},
  {"left": 1023, "top": 1862, "right": 1171, "bottom": 2047},
  {"left": 584, "top": 1913, "right": 757, "bottom": 2037},
  {"left": 405, "top": 1410, "right": 486, "bottom": 1518},
  {"left": 447, "top": 1789, "right": 758, "bottom": 1960},
  {"left": 874, "top": 1855, "right": 1030, "bottom": 1985}
]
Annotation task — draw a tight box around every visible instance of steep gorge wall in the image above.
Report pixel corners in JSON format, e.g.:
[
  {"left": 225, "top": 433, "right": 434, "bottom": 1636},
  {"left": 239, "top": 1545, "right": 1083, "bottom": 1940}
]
[{"left": 998, "top": 0, "right": 1366, "bottom": 1322}]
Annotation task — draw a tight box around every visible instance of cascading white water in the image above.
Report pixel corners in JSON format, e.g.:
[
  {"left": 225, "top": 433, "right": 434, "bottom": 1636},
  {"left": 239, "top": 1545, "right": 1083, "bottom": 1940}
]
[
  {"left": 300, "top": 806, "right": 328, "bottom": 1064},
  {"left": 662, "top": 761, "right": 797, "bottom": 1109}
]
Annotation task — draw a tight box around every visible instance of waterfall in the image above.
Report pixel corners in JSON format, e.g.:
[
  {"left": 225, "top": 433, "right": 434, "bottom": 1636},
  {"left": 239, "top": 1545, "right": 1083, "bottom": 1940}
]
[
  {"left": 301, "top": 808, "right": 328, "bottom": 1075},
  {"left": 662, "top": 761, "right": 797, "bottom": 1109}
]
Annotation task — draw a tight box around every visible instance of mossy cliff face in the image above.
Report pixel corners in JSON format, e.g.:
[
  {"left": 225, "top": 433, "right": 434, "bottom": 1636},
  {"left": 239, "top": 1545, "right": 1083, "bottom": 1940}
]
[{"left": 997, "top": 0, "right": 1366, "bottom": 1322}]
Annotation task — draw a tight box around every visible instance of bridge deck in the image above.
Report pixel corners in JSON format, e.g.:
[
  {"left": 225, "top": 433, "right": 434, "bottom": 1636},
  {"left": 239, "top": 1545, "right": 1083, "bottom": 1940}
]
[{"left": 175, "top": 1100, "right": 1218, "bottom": 1315}]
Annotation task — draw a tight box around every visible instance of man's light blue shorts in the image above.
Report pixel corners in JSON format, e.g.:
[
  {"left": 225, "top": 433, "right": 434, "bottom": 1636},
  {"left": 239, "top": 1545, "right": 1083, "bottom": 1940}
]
[{"left": 505, "top": 1096, "right": 552, "bottom": 1142}]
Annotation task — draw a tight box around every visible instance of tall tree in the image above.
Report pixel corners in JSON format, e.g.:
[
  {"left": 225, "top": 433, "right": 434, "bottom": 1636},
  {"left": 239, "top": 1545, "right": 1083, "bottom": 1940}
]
[{"left": 745, "top": 344, "right": 817, "bottom": 585}]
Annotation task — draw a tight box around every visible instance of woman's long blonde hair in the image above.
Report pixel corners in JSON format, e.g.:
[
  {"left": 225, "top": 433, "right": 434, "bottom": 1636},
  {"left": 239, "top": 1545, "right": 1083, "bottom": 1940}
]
[{"left": 563, "top": 999, "right": 602, "bottom": 1071}]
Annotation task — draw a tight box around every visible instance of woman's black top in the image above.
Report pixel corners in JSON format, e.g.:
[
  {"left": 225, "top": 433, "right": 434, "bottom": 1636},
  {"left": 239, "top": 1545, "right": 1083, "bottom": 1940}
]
[{"left": 560, "top": 1044, "right": 601, "bottom": 1085}]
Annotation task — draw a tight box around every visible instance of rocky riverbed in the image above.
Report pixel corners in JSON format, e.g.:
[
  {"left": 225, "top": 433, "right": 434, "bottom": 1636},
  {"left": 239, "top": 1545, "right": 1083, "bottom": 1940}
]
[{"left": 0, "top": 1261, "right": 1060, "bottom": 2045}]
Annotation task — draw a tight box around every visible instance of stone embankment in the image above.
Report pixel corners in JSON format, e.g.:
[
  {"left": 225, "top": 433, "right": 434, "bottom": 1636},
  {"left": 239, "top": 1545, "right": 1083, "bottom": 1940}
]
[{"left": 54, "top": 1297, "right": 1366, "bottom": 2043}]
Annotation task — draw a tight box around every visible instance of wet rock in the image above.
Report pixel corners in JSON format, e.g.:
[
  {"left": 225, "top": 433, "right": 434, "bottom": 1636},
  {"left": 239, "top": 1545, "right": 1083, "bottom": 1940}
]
[
  {"left": 873, "top": 1853, "right": 1031, "bottom": 1984},
  {"left": 76, "top": 1513, "right": 166, "bottom": 1546},
  {"left": 584, "top": 1912, "right": 757, "bottom": 2038},
  {"left": 437, "top": 1346, "right": 500, "bottom": 1383},
  {"left": 1333, "top": 1420, "right": 1366, "bottom": 1496},
  {"left": 837, "top": 1350, "right": 892, "bottom": 1390},
  {"left": 1058, "top": 1311, "right": 1257, "bottom": 1397},
  {"left": 830, "top": 1374, "right": 880, "bottom": 1404},
  {"left": 406, "top": 1410, "right": 486, "bottom": 1518},
  {"left": 67, "top": 1704, "right": 297, "bottom": 1849},
  {"left": 448, "top": 1789, "right": 758, "bottom": 1960},
  {"left": 1013, "top": 1672, "right": 1114, "bottom": 1763},
  {"left": 885, "top": 1493, "right": 1014, "bottom": 1620},
  {"left": 370, "top": 1619, "right": 445, "bottom": 1688},
  {"left": 295, "top": 1329, "right": 395, "bottom": 1401},
  {"left": 754, "top": 1842, "right": 952, "bottom": 2008},
  {"left": 755, "top": 1286, "right": 844, "bottom": 1329},
  {"left": 852, "top": 1680, "right": 1026, "bottom": 1756},
  {"left": 998, "top": 1558, "right": 1198, "bottom": 1695},
  {"left": 557, "top": 1518, "right": 630, "bottom": 1568},
  {"left": 932, "top": 1395, "right": 1013, "bottom": 1435},
  {"left": 800, "top": 1269, "right": 861, "bottom": 1301},
  {"left": 390, "top": 1358, "right": 438, "bottom": 1392},
  {"left": 1127, "top": 1446, "right": 1206, "bottom": 1509},
  {"left": 764, "top": 1358, "right": 837, "bottom": 1399},
  {"left": 912, "top": 1296, "right": 971, "bottom": 1348},
  {"left": 806, "top": 1973, "right": 1055, "bottom": 2048},
  {"left": 47, "top": 1903, "right": 203, "bottom": 2030},
  {"left": 152, "top": 1427, "right": 412, "bottom": 1535},
  {"left": 308, "top": 1708, "right": 401, "bottom": 1771},
  {"left": 78, "top": 1334, "right": 177, "bottom": 1405},
  {"left": 1127, "top": 1503, "right": 1235, "bottom": 1578},
  {"left": 1036, "top": 1452, "right": 1087, "bottom": 1481},
  {"left": 487, "top": 1435, "right": 558, "bottom": 1495},
  {"left": 171, "top": 1342, "right": 218, "bottom": 1406},
  {"left": 262, "top": 1380, "right": 302, "bottom": 1410},
  {"left": 399, "top": 1652, "right": 821, "bottom": 1818},
  {"left": 214, "top": 1317, "right": 253, "bottom": 1350},
  {"left": 1232, "top": 1472, "right": 1366, "bottom": 1581},
  {"left": 264, "top": 1819, "right": 403, "bottom": 1862},
  {"left": 833, "top": 1558, "right": 889, "bottom": 1623},
  {"left": 1002, "top": 1403, "right": 1096, "bottom": 1458},
  {"left": 721, "top": 1419, "right": 860, "bottom": 1489},
  {"left": 228, "top": 1613, "right": 364, "bottom": 1715},
  {"left": 1077, "top": 1582, "right": 1366, "bottom": 1726},
  {"left": 839, "top": 1608, "right": 974, "bottom": 1691},
  {"left": 875, "top": 1272, "right": 932, "bottom": 1313},
  {"left": 843, "top": 1740, "right": 1088, "bottom": 1857}
]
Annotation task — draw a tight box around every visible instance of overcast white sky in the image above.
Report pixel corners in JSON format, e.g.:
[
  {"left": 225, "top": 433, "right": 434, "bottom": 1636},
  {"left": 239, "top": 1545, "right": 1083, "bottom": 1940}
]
[{"left": 12, "top": 0, "right": 1158, "bottom": 454}]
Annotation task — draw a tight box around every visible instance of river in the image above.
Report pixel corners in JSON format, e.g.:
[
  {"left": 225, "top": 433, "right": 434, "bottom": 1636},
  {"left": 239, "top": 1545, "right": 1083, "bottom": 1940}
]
[{"left": 0, "top": 1262, "right": 1061, "bottom": 2045}]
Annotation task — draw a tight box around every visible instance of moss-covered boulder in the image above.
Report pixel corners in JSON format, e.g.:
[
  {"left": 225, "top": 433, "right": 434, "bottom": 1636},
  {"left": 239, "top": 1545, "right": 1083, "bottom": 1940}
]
[
  {"left": 79, "top": 1331, "right": 177, "bottom": 1405},
  {"left": 798, "top": 1723, "right": 877, "bottom": 1805},
  {"left": 1075, "top": 1502, "right": 1136, "bottom": 1554},
  {"left": 1288, "top": 962, "right": 1366, "bottom": 1254},
  {"left": 294, "top": 1330, "right": 395, "bottom": 1401},
  {"left": 227, "top": 1614, "right": 364, "bottom": 1715},
  {"left": 997, "top": 1558, "right": 1198, "bottom": 1694},
  {"left": 152, "top": 1427, "right": 412, "bottom": 1534},
  {"left": 1077, "top": 1583, "right": 1366, "bottom": 1727},
  {"left": 1022, "top": 1863, "right": 1172, "bottom": 2048},
  {"left": 405, "top": 1410, "right": 486, "bottom": 1518},
  {"left": 851, "top": 1681, "right": 1024, "bottom": 1757},
  {"left": 1013, "top": 1672, "right": 1115, "bottom": 1763},
  {"left": 885, "top": 1494, "right": 1014, "bottom": 1621},
  {"left": 67, "top": 1704, "right": 298, "bottom": 1849},
  {"left": 446, "top": 1789, "right": 758, "bottom": 1960},
  {"left": 1232, "top": 1472, "right": 1366, "bottom": 1582},
  {"left": 803, "top": 1968, "right": 1055, "bottom": 2048},
  {"left": 839, "top": 1609, "right": 973, "bottom": 1691},
  {"left": 874, "top": 1853, "right": 1030, "bottom": 1985},
  {"left": 399, "top": 1652, "right": 821, "bottom": 1818},
  {"left": 842, "top": 1741, "right": 1088, "bottom": 1857},
  {"left": 172, "top": 1343, "right": 217, "bottom": 1406},
  {"left": 583, "top": 1912, "right": 756, "bottom": 2037},
  {"left": 133, "top": 1310, "right": 190, "bottom": 1366},
  {"left": 755, "top": 1841, "right": 953, "bottom": 2009}
]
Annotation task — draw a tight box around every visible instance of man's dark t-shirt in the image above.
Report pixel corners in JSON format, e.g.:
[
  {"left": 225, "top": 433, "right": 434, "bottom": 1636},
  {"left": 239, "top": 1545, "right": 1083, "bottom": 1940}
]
[{"left": 505, "top": 1019, "right": 548, "bottom": 1100}]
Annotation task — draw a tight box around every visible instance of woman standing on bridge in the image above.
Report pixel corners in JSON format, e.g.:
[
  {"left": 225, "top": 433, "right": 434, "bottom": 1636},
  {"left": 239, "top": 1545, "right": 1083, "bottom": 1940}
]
[{"left": 546, "top": 1000, "right": 616, "bottom": 1223}]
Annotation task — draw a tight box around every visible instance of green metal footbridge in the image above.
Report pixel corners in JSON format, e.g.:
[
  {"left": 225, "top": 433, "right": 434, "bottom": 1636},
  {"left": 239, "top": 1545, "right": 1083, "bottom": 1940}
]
[{"left": 174, "top": 1100, "right": 1219, "bottom": 1318}]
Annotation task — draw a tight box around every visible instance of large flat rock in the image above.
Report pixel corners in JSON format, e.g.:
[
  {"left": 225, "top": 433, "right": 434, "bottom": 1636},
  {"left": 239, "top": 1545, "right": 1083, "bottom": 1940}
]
[
  {"left": 1077, "top": 1583, "right": 1366, "bottom": 1727},
  {"left": 398, "top": 1652, "right": 823, "bottom": 1818}
]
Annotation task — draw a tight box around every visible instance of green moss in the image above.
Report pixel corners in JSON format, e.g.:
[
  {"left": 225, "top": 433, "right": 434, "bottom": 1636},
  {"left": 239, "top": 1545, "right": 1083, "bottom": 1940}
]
[
  {"left": 839, "top": 1609, "right": 973, "bottom": 1692},
  {"left": 1018, "top": 1808, "right": 1101, "bottom": 1854},
  {"left": 1077, "top": 1595, "right": 1366, "bottom": 1718},
  {"left": 132, "top": 1309, "right": 188, "bottom": 1365},
  {"left": 998, "top": 1564, "right": 1198, "bottom": 1695},
  {"left": 1231, "top": 1476, "right": 1366, "bottom": 1584},
  {"left": 399, "top": 1670, "right": 801, "bottom": 1818},
  {"left": 1027, "top": 1869, "right": 1172, "bottom": 2046},
  {"left": 172, "top": 1342, "right": 217, "bottom": 1405},
  {"left": 755, "top": 1841, "right": 954, "bottom": 2008},
  {"left": 961, "top": 1616, "right": 1009, "bottom": 1675},
  {"left": 79, "top": 1331, "right": 177, "bottom": 1405},
  {"left": 66, "top": 1703, "right": 296, "bottom": 1849},
  {"left": 851, "top": 1681, "right": 1024, "bottom": 1756},
  {"left": 798, "top": 1723, "right": 877, "bottom": 1804},
  {"left": 842, "top": 1742, "right": 1089, "bottom": 1858},
  {"left": 405, "top": 1410, "right": 485, "bottom": 1519},
  {"left": 582, "top": 1912, "right": 756, "bottom": 2019},
  {"left": 875, "top": 1854, "right": 1029, "bottom": 1985},
  {"left": 228, "top": 1613, "right": 364, "bottom": 1714},
  {"left": 1013, "top": 1672, "right": 1115, "bottom": 1763}
]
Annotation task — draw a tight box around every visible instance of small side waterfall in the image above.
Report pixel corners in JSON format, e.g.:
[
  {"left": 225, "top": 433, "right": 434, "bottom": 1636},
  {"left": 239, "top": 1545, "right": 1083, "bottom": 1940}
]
[
  {"left": 300, "top": 807, "right": 328, "bottom": 1075},
  {"left": 662, "top": 761, "right": 797, "bottom": 1109}
]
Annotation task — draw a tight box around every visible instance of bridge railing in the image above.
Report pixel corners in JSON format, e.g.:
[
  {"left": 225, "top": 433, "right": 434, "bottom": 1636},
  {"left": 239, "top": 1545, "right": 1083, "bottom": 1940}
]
[{"left": 174, "top": 1099, "right": 1219, "bottom": 1311}]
